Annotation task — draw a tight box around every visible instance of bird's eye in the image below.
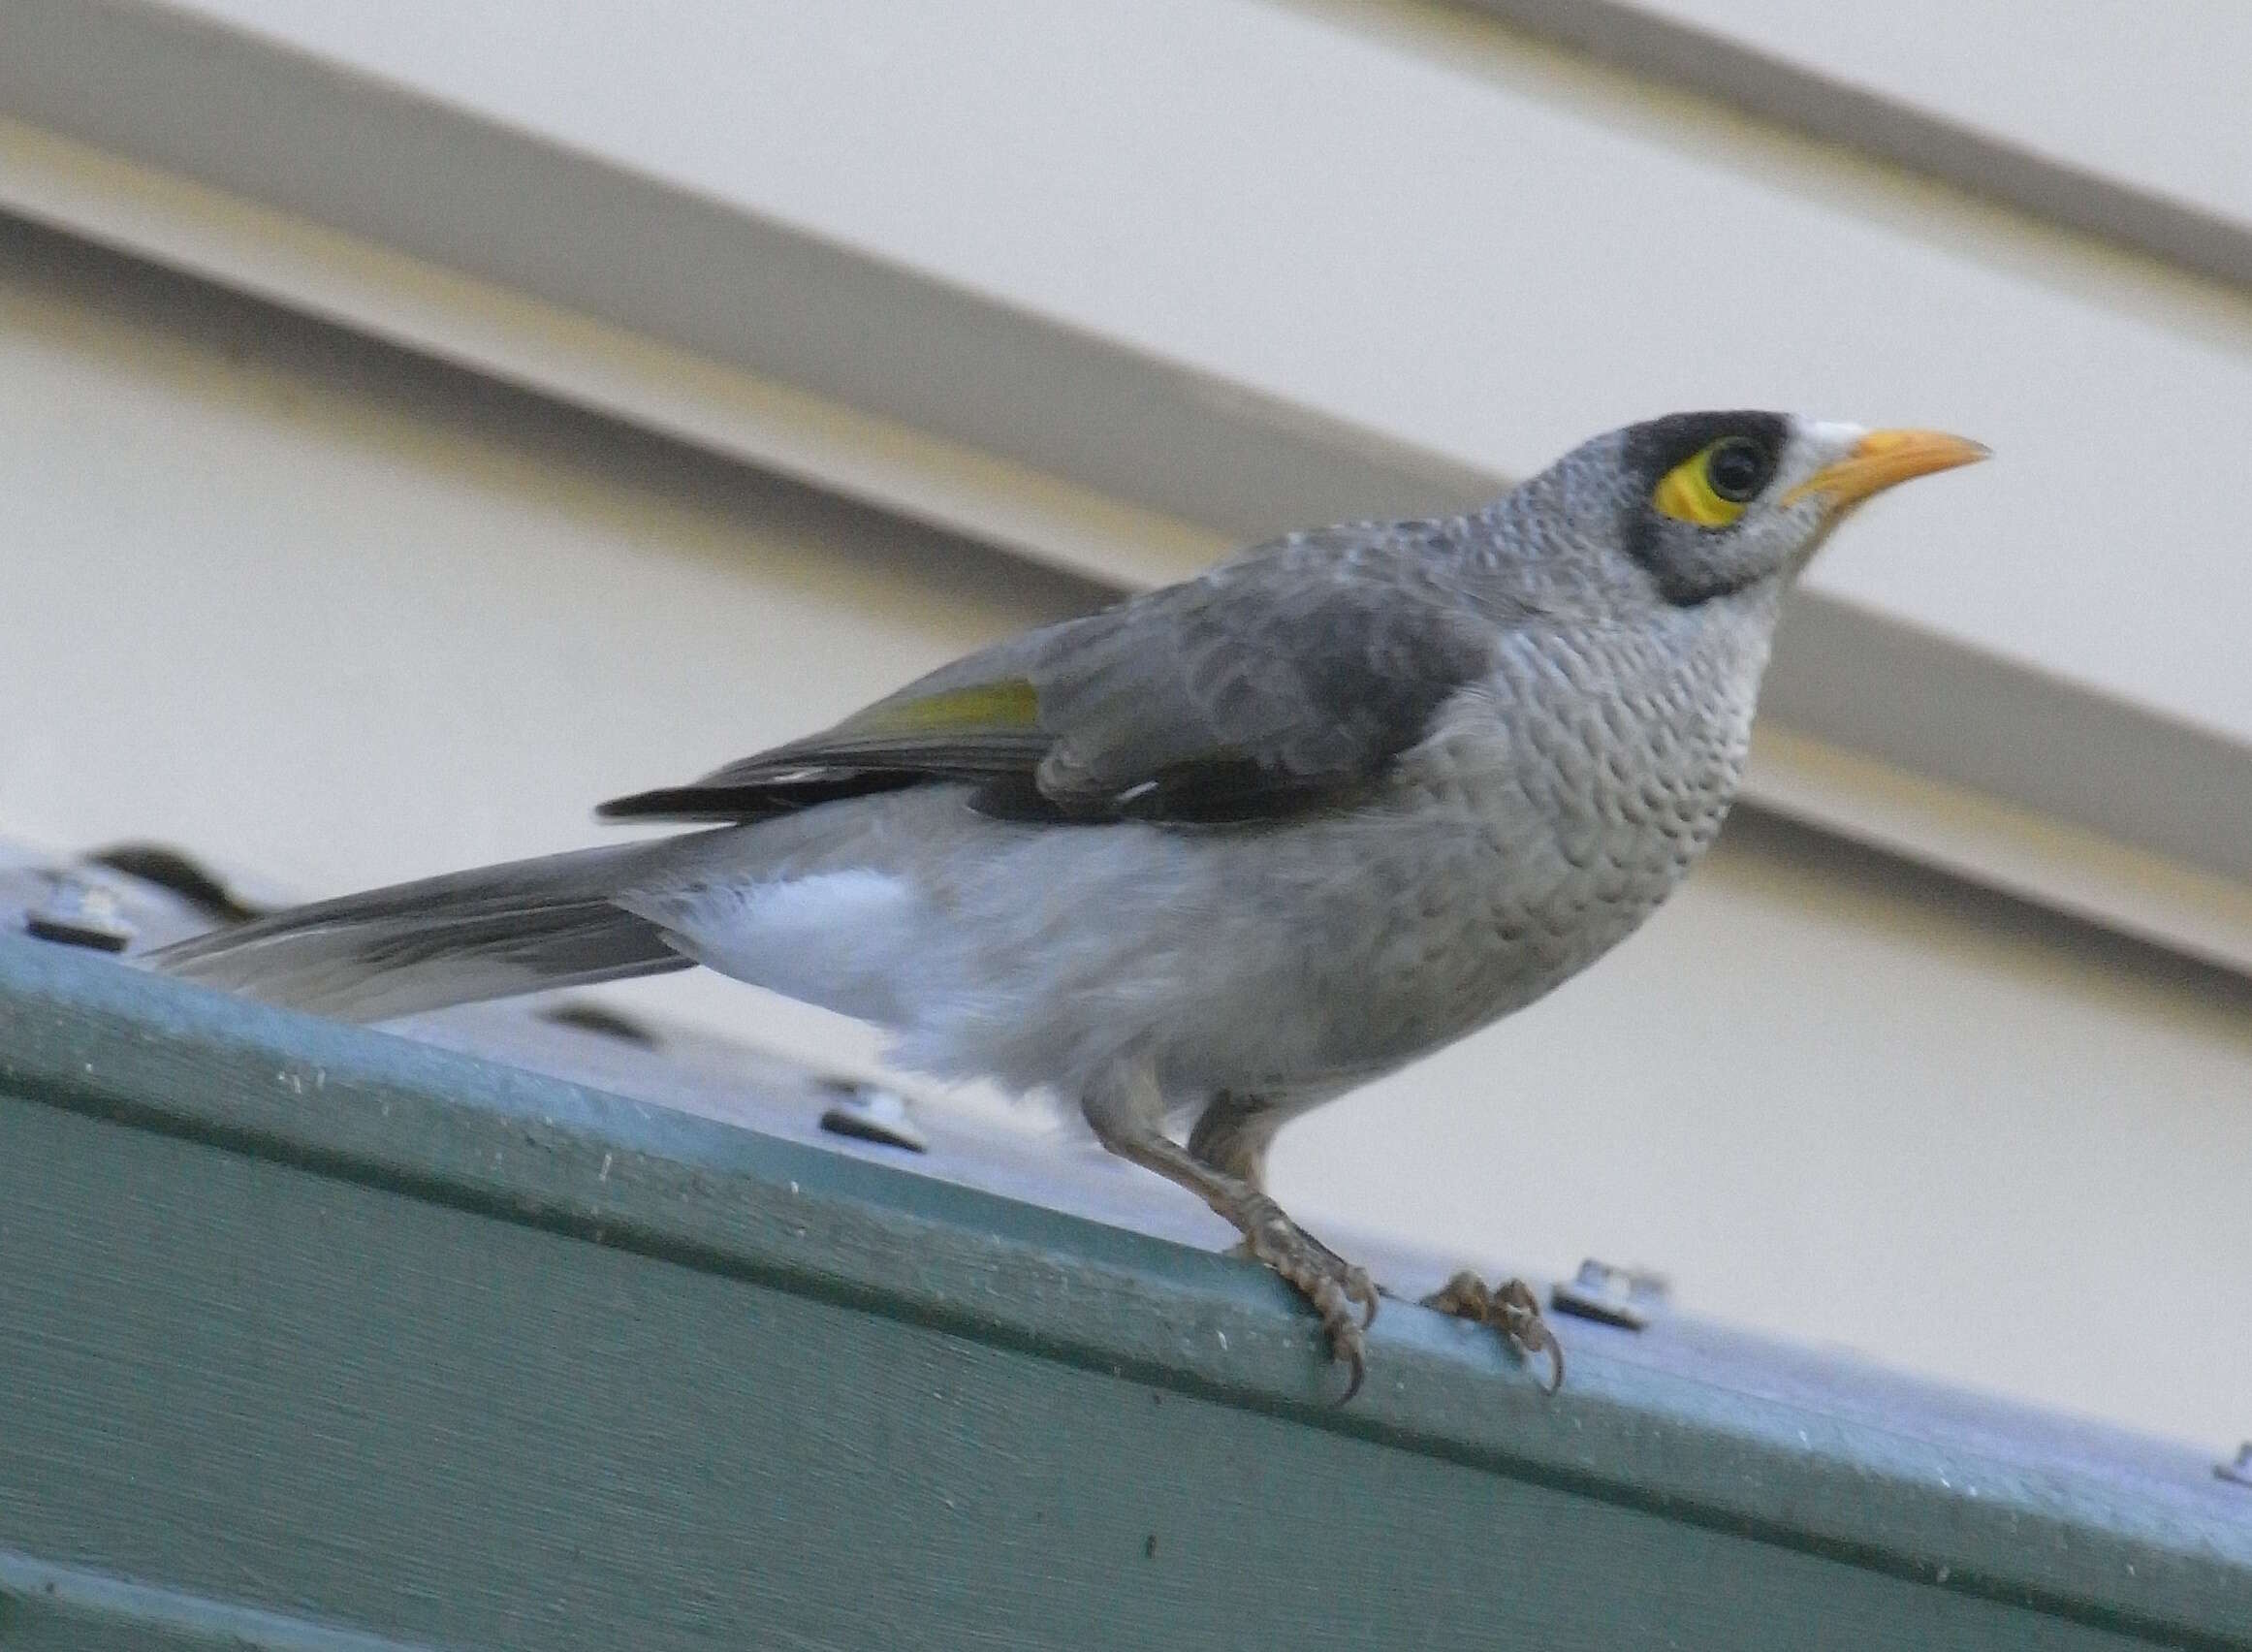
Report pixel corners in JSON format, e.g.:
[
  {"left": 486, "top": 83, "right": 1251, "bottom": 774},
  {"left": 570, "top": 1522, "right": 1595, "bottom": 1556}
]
[
  {"left": 1705, "top": 438, "right": 1766, "bottom": 501},
  {"left": 1652, "top": 436, "right": 1776, "bottom": 527}
]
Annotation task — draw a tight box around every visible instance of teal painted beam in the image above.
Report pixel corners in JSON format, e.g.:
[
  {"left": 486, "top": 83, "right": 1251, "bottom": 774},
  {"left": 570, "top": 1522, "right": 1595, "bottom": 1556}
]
[{"left": 0, "top": 936, "right": 2244, "bottom": 1649}]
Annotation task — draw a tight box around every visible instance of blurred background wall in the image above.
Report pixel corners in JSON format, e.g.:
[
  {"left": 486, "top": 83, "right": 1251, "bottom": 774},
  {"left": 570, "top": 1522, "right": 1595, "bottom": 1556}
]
[{"left": 1, "top": 0, "right": 2246, "bottom": 1448}]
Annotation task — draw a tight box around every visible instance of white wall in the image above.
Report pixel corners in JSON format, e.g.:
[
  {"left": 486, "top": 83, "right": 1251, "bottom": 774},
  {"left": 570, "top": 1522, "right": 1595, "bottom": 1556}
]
[
  {"left": 5, "top": 221, "right": 2245, "bottom": 1448},
  {"left": 1619, "top": 0, "right": 2252, "bottom": 229},
  {"left": 30, "top": 0, "right": 2248, "bottom": 746}
]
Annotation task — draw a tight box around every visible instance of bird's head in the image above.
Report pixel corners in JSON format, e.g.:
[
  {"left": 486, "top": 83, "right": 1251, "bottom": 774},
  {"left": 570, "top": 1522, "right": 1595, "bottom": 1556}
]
[{"left": 1518, "top": 411, "right": 1987, "bottom": 609}]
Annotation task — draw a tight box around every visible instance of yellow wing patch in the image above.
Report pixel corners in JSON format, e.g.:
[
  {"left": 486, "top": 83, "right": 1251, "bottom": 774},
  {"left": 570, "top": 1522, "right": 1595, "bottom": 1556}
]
[{"left": 845, "top": 679, "right": 1041, "bottom": 737}]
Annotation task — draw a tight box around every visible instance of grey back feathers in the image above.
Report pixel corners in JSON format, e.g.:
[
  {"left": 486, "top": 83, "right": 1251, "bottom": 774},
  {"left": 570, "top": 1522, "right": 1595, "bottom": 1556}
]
[
  {"left": 1031, "top": 524, "right": 1540, "bottom": 822},
  {"left": 601, "top": 519, "right": 1525, "bottom": 827}
]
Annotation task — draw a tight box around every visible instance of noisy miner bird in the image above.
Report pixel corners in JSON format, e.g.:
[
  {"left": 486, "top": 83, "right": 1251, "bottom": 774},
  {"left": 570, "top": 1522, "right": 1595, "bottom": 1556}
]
[{"left": 152, "top": 411, "right": 1986, "bottom": 1396}]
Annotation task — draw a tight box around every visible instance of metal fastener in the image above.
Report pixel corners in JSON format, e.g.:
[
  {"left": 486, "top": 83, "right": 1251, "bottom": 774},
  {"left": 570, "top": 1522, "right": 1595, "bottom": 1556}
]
[
  {"left": 1549, "top": 1258, "right": 1670, "bottom": 1330},
  {"left": 24, "top": 874, "right": 136, "bottom": 953},
  {"left": 2218, "top": 1444, "right": 2252, "bottom": 1488},
  {"left": 817, "top": 1082, "right": 928, "bottom": 1153}
]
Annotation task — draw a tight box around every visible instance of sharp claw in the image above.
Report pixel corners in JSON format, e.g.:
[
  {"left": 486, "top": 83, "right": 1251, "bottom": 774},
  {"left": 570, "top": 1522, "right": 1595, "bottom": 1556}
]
[
  {"left": 1513, "top": 1316, "right": 1565, "bottom": 1394},
  {"left": 1423, "top": 1271, "right": 1567, "bottom": 1392},
  {"left": 1335, "top": 1337, "right": 1366, "bottom": 1405},
  {"left": 1237, "top": 1208, "right": 1380, "bottom": 1399}
]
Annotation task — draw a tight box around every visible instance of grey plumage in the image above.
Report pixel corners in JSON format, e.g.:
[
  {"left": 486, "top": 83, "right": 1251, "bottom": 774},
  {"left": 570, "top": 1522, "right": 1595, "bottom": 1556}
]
[
  {"left": 150, "top": 410, "right": 1986, "bottom": 1395},
  {"left": 152, "top": 841, "right": 694, "bottom": 1023},
  {"left": 600, "top": 517, "right": 1513, "bottom": 825}
]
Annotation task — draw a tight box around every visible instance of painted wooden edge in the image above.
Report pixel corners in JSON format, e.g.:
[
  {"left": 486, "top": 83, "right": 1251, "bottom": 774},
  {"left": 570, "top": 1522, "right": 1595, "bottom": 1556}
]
[{"left": 1, "top": 936, "right": 2245, "bottom": 1644}]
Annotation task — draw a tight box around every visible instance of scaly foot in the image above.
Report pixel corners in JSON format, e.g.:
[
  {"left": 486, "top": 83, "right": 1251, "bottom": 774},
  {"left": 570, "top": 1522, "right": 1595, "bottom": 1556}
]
[
  {"left": 1422, "top": 1270, "right": 1564, "bottom": 1392},
  {"left": 1231, "top": 1197, "right": 1380, "bottom": 1400}
]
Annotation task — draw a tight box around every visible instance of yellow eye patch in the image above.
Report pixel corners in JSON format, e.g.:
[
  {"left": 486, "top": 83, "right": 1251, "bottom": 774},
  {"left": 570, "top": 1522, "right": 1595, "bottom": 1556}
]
[{"left": 1652, "top": 437, "right": 1770, "bottom": 527}]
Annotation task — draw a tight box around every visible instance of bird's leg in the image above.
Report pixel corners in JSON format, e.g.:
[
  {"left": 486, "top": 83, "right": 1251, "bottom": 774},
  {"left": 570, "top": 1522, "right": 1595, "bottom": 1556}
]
[
  {"left": 1187, "top": 1087, "right": 1561, "bottom": 1393},
  {"left": 1188, "top": 1089, "right": 1373, "bottom": 1303},
  {"left": 1422, "top": 1270, "right": 1564, "bottom": 1393},
  {"left": 1086, "top": 1076, "right": 1378, "bottom": 1399},
  {"left": 1183, "top": 1087, "right": 1286, "bottom": 1187}
]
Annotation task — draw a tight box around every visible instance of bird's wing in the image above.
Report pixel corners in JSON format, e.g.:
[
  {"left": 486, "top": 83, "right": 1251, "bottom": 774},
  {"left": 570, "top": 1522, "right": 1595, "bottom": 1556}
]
[{"left": 598, "top": 523, "right": 1508, "bottom": 826}]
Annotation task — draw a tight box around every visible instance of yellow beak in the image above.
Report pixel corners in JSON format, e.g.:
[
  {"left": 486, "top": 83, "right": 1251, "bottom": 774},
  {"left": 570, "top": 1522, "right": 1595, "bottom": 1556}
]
[{"left": 1783, "top": 429, "right": 1990, "bottom": 512}]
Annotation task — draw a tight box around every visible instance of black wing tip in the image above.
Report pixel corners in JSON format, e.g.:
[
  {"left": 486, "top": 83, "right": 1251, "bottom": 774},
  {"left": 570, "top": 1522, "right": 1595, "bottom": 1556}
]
[
  {"left": 594, "top": 788, "right": 745, "bottom": 823},
  {"left": 597, "top": 771, "right": 931, "bottom": 824}
]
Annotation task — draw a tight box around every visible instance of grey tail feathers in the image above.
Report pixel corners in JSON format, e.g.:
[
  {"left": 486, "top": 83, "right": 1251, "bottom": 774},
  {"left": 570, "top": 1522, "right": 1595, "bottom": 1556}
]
[{"left": 144, "top": 842, "right": 692, "bottom": 1023}]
